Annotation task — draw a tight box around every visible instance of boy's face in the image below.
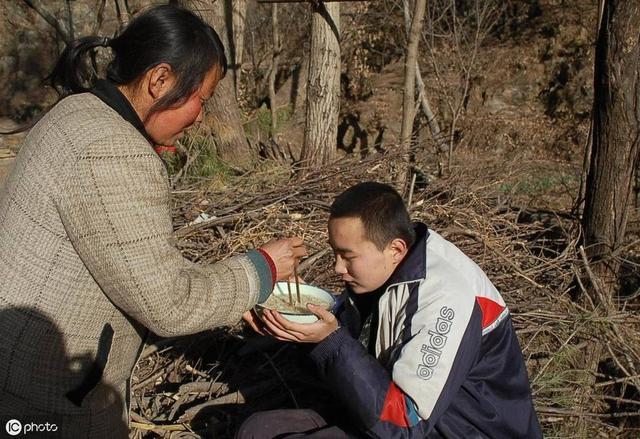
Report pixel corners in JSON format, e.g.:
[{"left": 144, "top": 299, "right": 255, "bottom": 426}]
[{"left": 328, "top": 216, "right": 407, "bottom": 294}]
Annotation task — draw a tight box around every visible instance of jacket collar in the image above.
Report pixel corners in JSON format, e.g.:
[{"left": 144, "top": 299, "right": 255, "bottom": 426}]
[{"left": 341, "top": 223, "right": 429, "bottom": 342}]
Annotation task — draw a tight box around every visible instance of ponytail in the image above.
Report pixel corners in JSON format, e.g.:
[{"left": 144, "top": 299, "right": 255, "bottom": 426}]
[{"left": 48, "top": 35, "right": 111, "bottom": 97}]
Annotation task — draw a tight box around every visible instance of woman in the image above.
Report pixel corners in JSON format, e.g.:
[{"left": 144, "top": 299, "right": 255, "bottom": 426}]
[{"left": 0, "top": 5, "right": 305, "bottom": 437}]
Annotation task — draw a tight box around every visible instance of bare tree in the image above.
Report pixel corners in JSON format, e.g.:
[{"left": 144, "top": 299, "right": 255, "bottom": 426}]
[
  {"left": 636, "top": 161, "right": 640, "bottom": 207},
  {"left": 582, "top": 0, "right": 640, "bottom": 305},
  {"left": 402, "top": 0, "right": 446, "bottom": 153},
  {"left": 397, "top": 0, "right": 426, "bottom": 187},
  {"left": 23, "top": 0, "right": 74, "bottom": 43},
  {"left": 423, "top": 0, "right": 503, "bottom": 170},
  {"left": 232, "top": 0, "right": 247, "bottom": 94},
  {"left": 576, "top": 1, "right": 640, "bottom": 434},
  {"left": 179, "top": 0, "right": 256, "bottom": 169},
  {"left": 300, "top": 2, "right": 340, "bottom": 166},
  {"left": 114, "top": 0, "right": 131, "bottom": 28},
  {"left": 24, "top": 0, "right": 111, "bottom": 86},
  {"left": 92, "top": 0, "right": 108, "bottom": 36},
  {"left": 269, "top": 3, "right": 280, "bottom": 137}
]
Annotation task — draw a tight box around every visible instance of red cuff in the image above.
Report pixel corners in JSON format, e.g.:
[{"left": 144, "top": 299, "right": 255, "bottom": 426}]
[{"left": 257, "top": 248, "right": 277, "bottom": 288}]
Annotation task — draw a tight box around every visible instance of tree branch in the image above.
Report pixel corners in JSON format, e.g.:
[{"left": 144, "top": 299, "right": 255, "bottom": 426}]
[{"left": 23, "top": 0, "right": 72, "bottom": 43}]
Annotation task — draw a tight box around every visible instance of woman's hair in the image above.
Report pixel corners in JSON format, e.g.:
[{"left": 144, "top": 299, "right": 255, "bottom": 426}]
[
  {"left": 329, "top": 182, "right": 416, "bottom": 251},
  {"left": 49, "top": 4, "right": 227, "bottom": 116}
]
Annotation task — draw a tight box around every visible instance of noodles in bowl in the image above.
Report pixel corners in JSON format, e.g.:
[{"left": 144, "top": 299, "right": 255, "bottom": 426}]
[{"left": 255, "top": 281, "right": 336, "bottom": 323}]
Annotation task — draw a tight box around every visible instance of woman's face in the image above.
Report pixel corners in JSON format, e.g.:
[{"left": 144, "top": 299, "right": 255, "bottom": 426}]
[{"left": 145, "top": 66, "right": 222, "bottom": 146}]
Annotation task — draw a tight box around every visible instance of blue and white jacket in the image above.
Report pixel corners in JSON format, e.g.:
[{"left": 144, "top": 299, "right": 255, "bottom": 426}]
[{"left": 310, "top": 223, "right": 542, "bottom": 438}]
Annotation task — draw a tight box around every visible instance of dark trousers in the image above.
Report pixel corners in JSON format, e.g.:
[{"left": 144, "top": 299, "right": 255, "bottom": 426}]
[{"left": 236, "top": 409, "right": 357, "bottom": 439}]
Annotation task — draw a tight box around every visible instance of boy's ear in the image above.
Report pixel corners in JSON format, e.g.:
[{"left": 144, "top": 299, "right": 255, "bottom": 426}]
[
  {"left": 146, "top": 63, "right": 175, "bottom": 100},
  {"left": 388, "top": 238, "right": 409, "bottom": 264}
]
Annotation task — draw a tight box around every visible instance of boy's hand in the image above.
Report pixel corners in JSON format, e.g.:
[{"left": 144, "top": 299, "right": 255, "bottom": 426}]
[{"left": 261, "top": 304, "right": 338, "bottom": 343}]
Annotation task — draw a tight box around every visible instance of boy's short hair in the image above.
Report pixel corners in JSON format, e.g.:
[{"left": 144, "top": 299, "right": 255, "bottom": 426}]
[{"left": 330, "top": 182, "right": 416, "bottom": 251}]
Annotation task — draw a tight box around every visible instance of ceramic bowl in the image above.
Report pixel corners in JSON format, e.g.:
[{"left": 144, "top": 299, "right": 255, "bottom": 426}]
[{"left": 255, "top": 281, "right": 336, "bottom": 324}]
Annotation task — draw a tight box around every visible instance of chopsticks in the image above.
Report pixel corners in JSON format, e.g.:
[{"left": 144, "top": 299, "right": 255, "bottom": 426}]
[
  {"left": 286, "top": 222, "right": 307, "bottom": 307},
  {"left": 294, "top": 265, "right": 301, "bottom": 303},
  {"left": 286, "top": 264, "right": 302, "bottom": 306},
  {"left": 287, "top": 280, "right": 293, "bottom": 305}
]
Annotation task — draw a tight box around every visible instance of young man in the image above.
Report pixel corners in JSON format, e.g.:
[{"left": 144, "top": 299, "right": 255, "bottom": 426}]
[{"left": 241, "top": 182, "right": 542, "bottom": 438}]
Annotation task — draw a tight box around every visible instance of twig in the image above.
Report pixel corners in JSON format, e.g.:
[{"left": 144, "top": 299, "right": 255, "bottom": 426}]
[
  {"left": 298, "top": 248, "right": 330, "bottom": 274},
  {"left": 130, "top": 421, "right": 187, "bottom": 432},
  {"left": 177, "top": 382, "right": 275, "bottom": 423},
  {"left": 133, "top": 355, "right": 182, "bottom": 391},
  {"left": 23, "top": 0, "right": 72, "bottom": 42}
]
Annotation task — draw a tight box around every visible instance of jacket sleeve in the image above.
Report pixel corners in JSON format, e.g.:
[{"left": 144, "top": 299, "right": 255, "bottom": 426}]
[
  {"left": 55, "top": 134, "right": 273, "bottom": 337},
  {"left": 309, "top": 286, "right": 483, "bottom": 438}
]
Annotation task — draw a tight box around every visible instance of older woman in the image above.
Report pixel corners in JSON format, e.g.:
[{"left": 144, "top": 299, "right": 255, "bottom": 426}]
[{"left": 0, "top": 5, "right": 305, "bottom": 437}]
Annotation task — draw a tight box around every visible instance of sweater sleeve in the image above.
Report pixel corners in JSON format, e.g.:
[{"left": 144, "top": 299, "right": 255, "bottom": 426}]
[{"left": 55, "top": 133, "right": 273, "bottom": 337}]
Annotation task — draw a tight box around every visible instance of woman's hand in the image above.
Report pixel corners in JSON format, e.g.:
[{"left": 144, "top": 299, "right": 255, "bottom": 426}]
[
  {"left": 260, "top": 237, "right": 307, "bottom": 281},
  {"left": 260, "top": 304, "right": 339, "bottom": 343}
]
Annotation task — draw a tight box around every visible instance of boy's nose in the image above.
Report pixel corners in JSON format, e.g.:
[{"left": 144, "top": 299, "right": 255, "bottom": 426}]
[{"left": 334, "top": 257, "right": 347, "bottom": 275}]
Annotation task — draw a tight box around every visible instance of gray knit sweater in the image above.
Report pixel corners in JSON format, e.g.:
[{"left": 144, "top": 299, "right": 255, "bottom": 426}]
[{"left": 0, "top": 93, "right": 271, "bottom": 437}]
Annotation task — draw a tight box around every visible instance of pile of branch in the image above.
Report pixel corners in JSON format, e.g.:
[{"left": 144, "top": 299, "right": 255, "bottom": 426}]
[{"left": 129, "top": 150, "right": 640, "bottom": 438}]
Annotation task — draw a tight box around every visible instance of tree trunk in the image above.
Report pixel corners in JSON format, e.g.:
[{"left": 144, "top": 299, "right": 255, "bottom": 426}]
[
  {"left": 292, "top": 55, "right": 309, "bottom": 116},
  {"left": 402, "top": 0, "right": 446, "bottom": 153},
  {"left": 179, "top": 0, "right": 255, "bottom": 169},
  {"left": 272, "top": 54, "right": 309, "bottom": 160},
  {"left": 114, "top": 0, "right": 130, "bottom": 29},
  {"left": 582, "top": 1, "right": 640, "bottom": 300},
  {"left": 576, "top": 1, "right": 640, "bottom": 434},
  {"left": 300, "top": 2, "right": 340, "bottom": 167},
  {"left": 274, "top": 54, "right": 309, "bottom": 116},
  {"left": 397, "top": 0, "right": 426, "bottom": 188},
  {"left": 269, "top": 3, "right": 279, "bottom": 137},
  {"left": 231, "top": 0, "right": 247, "bottom": 94},
  {"left": 23, "top": 0, "right": 73, "bottom": 43},
  {"left": 636, "top": 159, "right": 640, "bottom": 207}
]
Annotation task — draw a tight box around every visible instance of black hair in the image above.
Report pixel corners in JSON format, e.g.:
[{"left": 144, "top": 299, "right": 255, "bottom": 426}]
[
  {"left": 49, "top": 4, "right": 227, "bottom": 116},
  {"left": 329, "top": 182, "right": 416, "bottom": 251}
]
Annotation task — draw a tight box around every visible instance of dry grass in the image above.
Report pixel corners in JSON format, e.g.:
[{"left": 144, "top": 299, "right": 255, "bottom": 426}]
[{"left": 129, "top": 147, "right": 640, "bottom": 439}]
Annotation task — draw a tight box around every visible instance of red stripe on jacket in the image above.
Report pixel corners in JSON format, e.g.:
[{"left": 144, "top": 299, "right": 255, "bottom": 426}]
[
  {"left": 476, "top": 296, "right": 505, "bottom": 329},
  {"left": 380, "top": 382, "right": 410, "bottom": 427}
]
